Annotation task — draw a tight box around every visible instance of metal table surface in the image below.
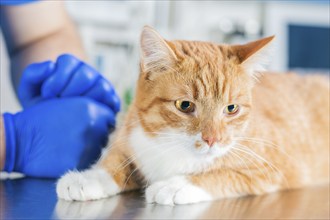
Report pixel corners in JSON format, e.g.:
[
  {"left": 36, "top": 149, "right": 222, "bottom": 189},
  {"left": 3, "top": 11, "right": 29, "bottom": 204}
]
[{"left": 0, "top": 177, "right": 329, "bottom": 219}]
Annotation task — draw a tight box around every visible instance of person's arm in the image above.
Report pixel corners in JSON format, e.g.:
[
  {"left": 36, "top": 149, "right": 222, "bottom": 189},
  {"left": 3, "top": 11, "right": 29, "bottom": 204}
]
[
  {"left": 1, "top": 116, "right": 5, "bottom": 170},
  {"left": 0, "top": 1, "right": 86, "bottom": 92}
]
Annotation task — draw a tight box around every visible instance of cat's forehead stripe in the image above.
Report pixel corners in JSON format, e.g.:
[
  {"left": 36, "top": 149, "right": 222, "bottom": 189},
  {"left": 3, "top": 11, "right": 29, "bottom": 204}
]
[
  {"left": 195, "top": 75, "right": 208, "bottom": 98},
  {"left": 139, "top": 97, "right": 172, "bottom": 113},
  {"left": 192, "top": 82, "right": 199, "bottom": 100},
  {"left": 173, "top": 41, "right": 233, "bottom": 102},
  {"left": 201, "top": 67, "right": 225, "bottom": 100}
]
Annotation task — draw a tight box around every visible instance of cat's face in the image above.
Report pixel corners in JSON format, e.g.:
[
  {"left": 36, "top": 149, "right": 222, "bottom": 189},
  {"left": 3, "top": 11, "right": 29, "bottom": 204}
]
[{"left": 133, "top": 26, "right": 273, "bottom": 162}]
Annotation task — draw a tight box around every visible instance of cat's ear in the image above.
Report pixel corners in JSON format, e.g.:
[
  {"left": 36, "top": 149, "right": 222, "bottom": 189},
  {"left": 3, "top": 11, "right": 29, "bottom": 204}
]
[
  {"left": 140, "top": 26, "right": 178, "bottom": 75},
  {"left": 232, "top": 36, "right": 275, "bottom": 79}
]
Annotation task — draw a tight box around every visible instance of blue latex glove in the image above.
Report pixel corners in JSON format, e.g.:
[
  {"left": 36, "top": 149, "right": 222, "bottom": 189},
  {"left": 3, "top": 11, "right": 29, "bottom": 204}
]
[
  {"left": 3, "top": 97, "right": 115, "bottom": 178},
  {"left": 18, "top": 54, "right": 120, "bottom": 113}
]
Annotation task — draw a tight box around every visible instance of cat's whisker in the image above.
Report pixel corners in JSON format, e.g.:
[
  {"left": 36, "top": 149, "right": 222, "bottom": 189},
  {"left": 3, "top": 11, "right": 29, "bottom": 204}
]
[
  {"left": 235, "top": 144, "right": 278, "bottom": 173},
  {"left": 104, "top": 119, "right": 143, "bottom": 152},
  {"left": 122, "top": 166, "right": 140, "bottom": 191},
  {"left": 123, "top": 118, "right": 142, "bottom": 127},
  {"left": 235, "top": 144, "right": 289, "bottom": 187},
  {"left": 228, "top": 151, "right": 253, "bottom": 185},
  {"left": 231, "top": 147, "right": 272, "bottom": 185},
  {"left": 232, "top": 146, "right": 274, "bottom": 186},
  {"left": 235, "top": 137, "right": 282, "bottom": 149},
  {"left": 234, "top": 136, "right": 299, "bottom": 164},
  {"left": 99, "top": 119, "right": 147, "bottom": 154},
  {"left": 99, "top": 140, "right": 134, "bottom": 161}
]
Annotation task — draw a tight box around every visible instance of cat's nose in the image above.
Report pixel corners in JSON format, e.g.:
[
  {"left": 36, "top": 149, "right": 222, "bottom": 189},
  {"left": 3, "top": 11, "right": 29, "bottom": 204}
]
[{"left": 202, "top": 136, "right": 218, "bottom": 147}]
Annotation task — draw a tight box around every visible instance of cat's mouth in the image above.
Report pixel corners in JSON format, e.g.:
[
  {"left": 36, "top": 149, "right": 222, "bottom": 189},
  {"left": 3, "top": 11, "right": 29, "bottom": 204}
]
[{"left": 194, "top": 140, "right": 234, "bottom": 158}]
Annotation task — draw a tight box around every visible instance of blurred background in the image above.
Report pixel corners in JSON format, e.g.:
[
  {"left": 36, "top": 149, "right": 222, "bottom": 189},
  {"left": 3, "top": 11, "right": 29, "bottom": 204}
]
[{"left": 1, "top": 0, "right": 329, "bottom": 113}]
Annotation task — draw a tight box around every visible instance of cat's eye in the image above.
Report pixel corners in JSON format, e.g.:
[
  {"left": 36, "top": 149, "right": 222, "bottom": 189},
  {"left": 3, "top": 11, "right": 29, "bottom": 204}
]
[
  {"left": 224, "top": 104, "right": 239, "bottom": 116},
  {"left": 175, "top": 100, "right": 195, "bottom": 113}
]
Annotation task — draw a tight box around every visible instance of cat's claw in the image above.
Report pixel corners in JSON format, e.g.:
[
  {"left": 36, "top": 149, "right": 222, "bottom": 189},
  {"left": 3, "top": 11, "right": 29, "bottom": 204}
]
[
  {"left": 145, "top": 176, "right": 212, "bottom": 205},
  {"left": 56, "top": 168, "right": 119, "bottom": 201}
]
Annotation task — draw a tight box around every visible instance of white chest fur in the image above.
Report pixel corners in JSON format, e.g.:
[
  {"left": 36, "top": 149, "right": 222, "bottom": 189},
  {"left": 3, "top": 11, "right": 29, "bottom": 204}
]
[{"left": 128, "top": 126, "right": 216, "bottom": 183}]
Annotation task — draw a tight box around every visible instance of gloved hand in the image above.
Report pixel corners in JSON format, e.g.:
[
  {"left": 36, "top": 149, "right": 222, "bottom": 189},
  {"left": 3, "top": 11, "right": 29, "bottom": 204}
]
[
  {"left": 18, "top": 54, "right": 120, "bottom": 113},
  {"left": 3, "top": 97, "right": 115, "bottom": 178}
]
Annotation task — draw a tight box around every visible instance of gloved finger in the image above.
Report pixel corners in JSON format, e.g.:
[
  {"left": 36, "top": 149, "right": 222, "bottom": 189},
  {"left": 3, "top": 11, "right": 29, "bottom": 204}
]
[
  {"left": 89, "top": 100, "right": 117, "bottom": 128},
  {"left": 60, "top": 63, "right": 100, "bottom": 97},
  {"left": 84, "top": 78, "right": 121, "bottom": 113},
  {"left": 77, "top": 101, "right": 113, "bottom": 169},
  {"left": 41, "top": 54, "right": 81, "bottom": 98},
  {"left": 18, "top": 61, "right": 55, "bottom": 107},
  {"left": 102, "top": 105, "right": 117, "bottom": 129}
]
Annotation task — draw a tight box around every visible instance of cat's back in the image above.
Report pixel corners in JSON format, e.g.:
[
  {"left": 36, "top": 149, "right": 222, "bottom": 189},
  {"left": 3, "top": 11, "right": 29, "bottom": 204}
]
[
  {"left": 250, "top": 72, "right": 329, "bottom": 184},
  {"left": 252, "top": 72, "right": 329, "bottom": 134},
  {"left": 253, "top": 72, "right": 329, "bottom": 119}
]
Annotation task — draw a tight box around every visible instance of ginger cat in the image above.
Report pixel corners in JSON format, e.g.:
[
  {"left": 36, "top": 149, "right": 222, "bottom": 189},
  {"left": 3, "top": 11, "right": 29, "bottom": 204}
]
[{"left": 57, "top": 26, "right": 329, "bottom": 205}]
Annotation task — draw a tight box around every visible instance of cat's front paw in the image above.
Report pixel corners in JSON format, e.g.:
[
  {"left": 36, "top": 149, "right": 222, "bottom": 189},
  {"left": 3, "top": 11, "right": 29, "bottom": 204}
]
[
  {"left": 145, "top": 176, "right": 212, "bottom": 205},
  {"left": 56, "top": 168, "right": 120, "bottom": 201}
]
